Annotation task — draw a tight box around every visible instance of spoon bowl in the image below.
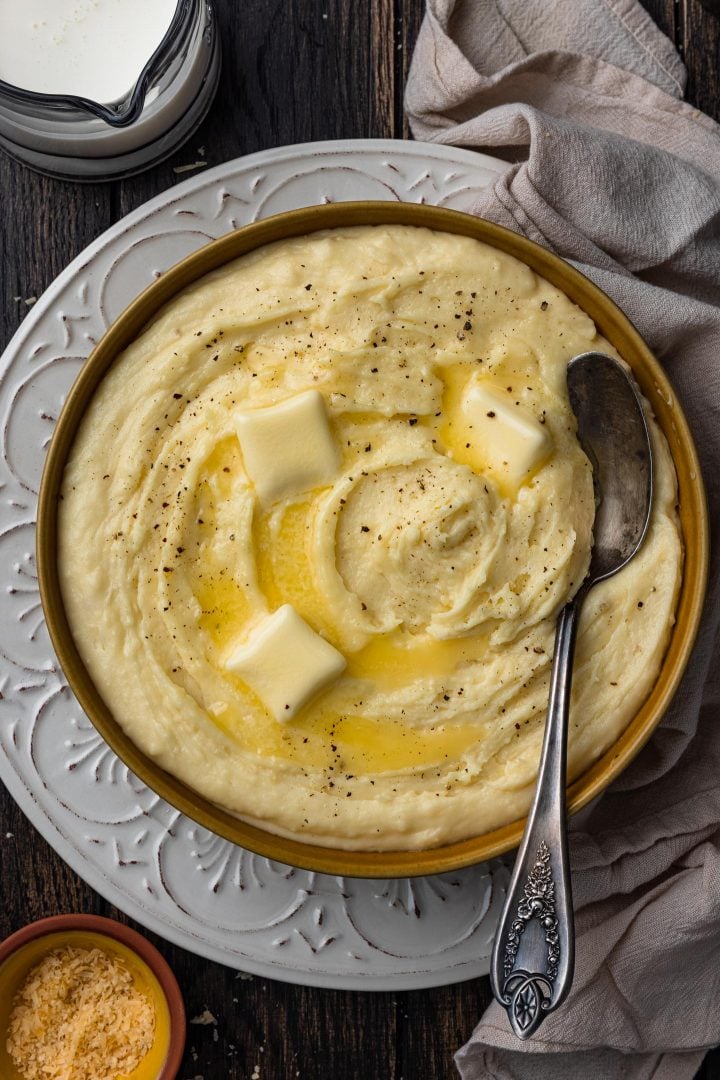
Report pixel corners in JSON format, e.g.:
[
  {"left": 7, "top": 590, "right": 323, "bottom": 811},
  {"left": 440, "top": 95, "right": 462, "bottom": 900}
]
[
  {"left": 490, "top": 351, "right": 654, "bottom": 1039},
  {"left": 568, "top": 353, "right": 653, "bottom": 584}
]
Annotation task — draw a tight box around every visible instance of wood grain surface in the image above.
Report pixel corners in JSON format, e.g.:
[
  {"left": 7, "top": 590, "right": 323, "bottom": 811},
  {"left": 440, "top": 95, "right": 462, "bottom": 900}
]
[{"left": 1, "top": 3, "right": 718, "bottom": 1078}]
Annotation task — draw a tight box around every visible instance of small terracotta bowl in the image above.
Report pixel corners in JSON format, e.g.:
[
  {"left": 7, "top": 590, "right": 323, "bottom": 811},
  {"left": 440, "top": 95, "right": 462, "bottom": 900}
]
[
  {"left": 36, "top": 202, "right": 709, "bottom": 878},
  {"left": 0, "top": 915, "right": 185, "bottom": 1080}
]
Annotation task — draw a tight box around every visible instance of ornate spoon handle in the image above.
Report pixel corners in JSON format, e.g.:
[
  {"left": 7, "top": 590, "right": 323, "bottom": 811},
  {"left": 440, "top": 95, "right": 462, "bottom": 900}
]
[{"left": 490, "top": 595, "right": 583, "bottom": 1039}]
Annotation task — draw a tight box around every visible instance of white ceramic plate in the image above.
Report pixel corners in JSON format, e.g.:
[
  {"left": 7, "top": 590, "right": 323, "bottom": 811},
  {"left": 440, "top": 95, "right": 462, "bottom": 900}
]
[{"left": 0, "top": 138, "right": 513, "bottom": 990}]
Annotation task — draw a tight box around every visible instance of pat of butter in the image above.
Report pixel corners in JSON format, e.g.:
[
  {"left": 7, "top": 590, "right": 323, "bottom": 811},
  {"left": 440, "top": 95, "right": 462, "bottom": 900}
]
[
  {"left": 225, "top": 604, "right": 346, "bottom": 721},
  {"left": 461, "top": 378, "right": 552, "bottom": 486},
  {"left": 235, "top": 390, "right": 340, "bottom": 505}
]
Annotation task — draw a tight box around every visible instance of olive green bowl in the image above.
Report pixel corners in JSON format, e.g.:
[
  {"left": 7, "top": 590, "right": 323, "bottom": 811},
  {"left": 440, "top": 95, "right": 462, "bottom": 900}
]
[{"left": 36, "top": 202, "right": 709, "bottom": 877}]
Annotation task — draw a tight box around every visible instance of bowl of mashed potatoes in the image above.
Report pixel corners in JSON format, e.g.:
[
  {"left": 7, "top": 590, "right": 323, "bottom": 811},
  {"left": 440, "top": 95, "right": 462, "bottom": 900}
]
[{"left": 36, "top": 203, "right": 708, "bottom": 877}]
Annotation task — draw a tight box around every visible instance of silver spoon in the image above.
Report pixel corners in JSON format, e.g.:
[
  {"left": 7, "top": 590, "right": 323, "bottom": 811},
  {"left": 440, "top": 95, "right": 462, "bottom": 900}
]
[{"left": 490, "top": 352, "right": 653, "bottom": 1040}]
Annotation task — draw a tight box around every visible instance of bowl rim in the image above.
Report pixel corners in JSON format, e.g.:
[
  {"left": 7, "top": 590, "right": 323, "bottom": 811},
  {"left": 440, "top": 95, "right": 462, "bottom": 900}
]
[
  {"left": 36, "top": 201, "right": 710, "bottom": 878},
  {"left": 0, "top": 913, "right": 185, "bottom": 1079}
]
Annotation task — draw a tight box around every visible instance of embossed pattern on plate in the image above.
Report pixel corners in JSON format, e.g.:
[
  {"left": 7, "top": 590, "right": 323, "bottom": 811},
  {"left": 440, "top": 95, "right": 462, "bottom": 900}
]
[{"left": 0, "top": 139, "right": 512, "bottom": 989}]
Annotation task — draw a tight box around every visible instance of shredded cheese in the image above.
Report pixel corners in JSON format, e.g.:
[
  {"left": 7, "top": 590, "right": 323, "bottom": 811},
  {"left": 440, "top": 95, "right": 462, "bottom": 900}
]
[{"left": 6, "top": 945, "right": 156, "bottom": 1080}]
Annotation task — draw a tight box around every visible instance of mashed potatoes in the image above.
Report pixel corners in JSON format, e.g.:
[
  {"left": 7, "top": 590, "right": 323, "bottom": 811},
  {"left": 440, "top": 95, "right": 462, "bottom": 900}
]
[{"left": 59, "top": 226, "right": 682, "bottom": 850}]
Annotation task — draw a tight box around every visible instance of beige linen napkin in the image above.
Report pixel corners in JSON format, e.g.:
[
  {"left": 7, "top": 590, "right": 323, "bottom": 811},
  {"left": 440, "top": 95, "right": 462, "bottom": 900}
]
[{"left": 406, "top": 2, "right": 720, "bottom": 1077}]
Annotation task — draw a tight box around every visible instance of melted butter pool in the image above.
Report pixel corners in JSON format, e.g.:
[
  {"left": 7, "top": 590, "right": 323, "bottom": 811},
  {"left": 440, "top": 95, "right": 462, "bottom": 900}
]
[{"left": 190, "top": 385, "right": 501, "bottom": 774}]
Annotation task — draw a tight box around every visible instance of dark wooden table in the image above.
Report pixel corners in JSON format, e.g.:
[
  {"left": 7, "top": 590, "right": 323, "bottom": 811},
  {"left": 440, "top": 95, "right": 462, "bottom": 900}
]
[{"left": 1, "top": 3, "right": 718, "bottom": 1077}]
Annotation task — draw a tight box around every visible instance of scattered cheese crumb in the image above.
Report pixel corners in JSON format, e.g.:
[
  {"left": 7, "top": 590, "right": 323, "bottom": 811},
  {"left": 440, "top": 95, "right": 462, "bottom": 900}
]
[
  {"left": 173, "top": 161, "right": 208, "bottom": 174},
  {"left": 24, "top": 296, "right": 37, "bottom": 307},
  {"left": 6, "top": 946, "right": 155, "bottom": 1080},
  {"left": 190, "top": 1008, "right": 217, "bottom": 1025}
]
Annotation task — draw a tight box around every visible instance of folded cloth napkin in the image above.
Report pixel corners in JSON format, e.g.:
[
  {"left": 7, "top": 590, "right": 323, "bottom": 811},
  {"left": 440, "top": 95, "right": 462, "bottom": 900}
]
[{"left": 406, "top": 2, "right": 720, "bottom": 1077}]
